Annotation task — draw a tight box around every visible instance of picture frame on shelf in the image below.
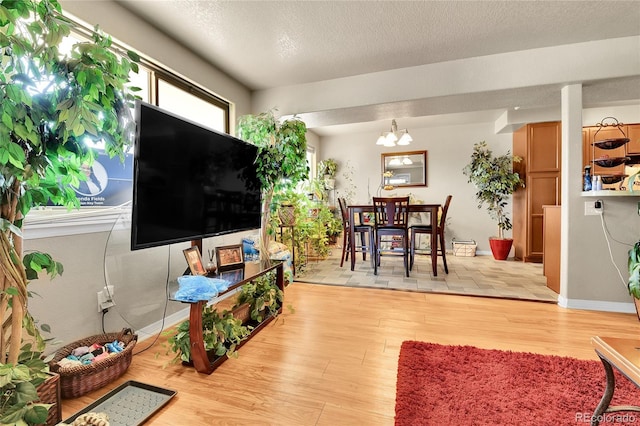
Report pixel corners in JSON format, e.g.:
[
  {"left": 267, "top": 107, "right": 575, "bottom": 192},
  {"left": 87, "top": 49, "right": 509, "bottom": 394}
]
[
  {"left": 215, "top": 244, "right": 244, "bottom": 269},
  {"left": 183, "top": 246, "right": 206, "bottom": 276},
  {"left": 219, "top": 267, "right": 245, "bottom": 284}
]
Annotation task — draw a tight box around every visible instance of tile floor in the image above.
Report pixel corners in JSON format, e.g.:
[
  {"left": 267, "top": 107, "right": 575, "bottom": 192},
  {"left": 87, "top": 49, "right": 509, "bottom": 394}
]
[{"left": 294, "top": 246, "right": 558, "bottom": 303}]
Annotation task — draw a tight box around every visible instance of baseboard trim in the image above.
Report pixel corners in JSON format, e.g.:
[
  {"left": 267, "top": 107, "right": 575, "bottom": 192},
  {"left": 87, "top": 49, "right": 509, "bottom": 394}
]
[
  {"left": 557, "top": 295, "right": 636, "bottom": 314},
  {"left": 136, "top": 307, "right": 190, "bottom": 343}
]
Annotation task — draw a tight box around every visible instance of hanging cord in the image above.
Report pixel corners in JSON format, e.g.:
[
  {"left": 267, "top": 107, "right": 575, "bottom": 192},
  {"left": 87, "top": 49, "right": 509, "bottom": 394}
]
[
  {"left": 100, "top": 204, "right": 171, "bottom": 355},
  {"left": 598, "top": 209, "right": 632, "bottom": 290},
  {"left": 131, "top": 250, "right": 171, "bottom": 356}
]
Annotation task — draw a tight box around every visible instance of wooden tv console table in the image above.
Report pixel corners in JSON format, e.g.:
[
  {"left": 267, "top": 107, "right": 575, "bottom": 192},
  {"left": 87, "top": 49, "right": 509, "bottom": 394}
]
[{"left": 170, "top": 260, "right": 284, "bottom": 374}]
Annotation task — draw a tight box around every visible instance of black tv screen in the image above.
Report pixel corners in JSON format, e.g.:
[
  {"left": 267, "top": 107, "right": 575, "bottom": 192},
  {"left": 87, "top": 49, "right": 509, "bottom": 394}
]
[{"left": 131, "top": 101, "right": 261, "bottom": 250}]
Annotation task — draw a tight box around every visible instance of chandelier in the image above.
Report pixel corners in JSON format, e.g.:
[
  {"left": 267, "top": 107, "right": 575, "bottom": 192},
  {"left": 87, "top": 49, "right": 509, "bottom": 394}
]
[{"left": 376, "top": 119, "right": 412, "bottom": 147}]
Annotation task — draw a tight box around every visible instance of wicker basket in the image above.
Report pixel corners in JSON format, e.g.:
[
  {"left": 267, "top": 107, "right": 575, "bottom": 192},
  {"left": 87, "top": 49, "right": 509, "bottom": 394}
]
[
  {"left": 36, "top": 372, "right": 61, "bottom": 426},
  {"left": 452, "top": 240, "right": 477, "bottom": 257},
  {"left": 49, "top": 328, "right": 137, "bottom": 399},
  {"left": 278, "top": 205, "right": 296, "bottom": 226}
]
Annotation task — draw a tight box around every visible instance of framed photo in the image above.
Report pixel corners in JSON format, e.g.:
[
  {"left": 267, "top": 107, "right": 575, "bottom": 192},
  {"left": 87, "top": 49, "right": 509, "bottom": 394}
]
[
  {"left": 183, "top": 246, "right": 206, "bottom": 276},
  {"left": 219, "top": 267, "right": 245, "bottom": 284},
  {"left": 215, "top": 244, "right": 244, "bottom": 269}
]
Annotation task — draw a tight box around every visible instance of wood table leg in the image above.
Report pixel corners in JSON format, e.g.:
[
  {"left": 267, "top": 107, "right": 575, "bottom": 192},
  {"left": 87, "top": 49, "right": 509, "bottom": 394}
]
[
  {"left": 189, "top": 301, "right": 214, "bottom": 374},
  {"left": 350, "top": 209, "right": 356, "bottom": 271},
  {"left": 592, "top": 354, "right": 615, "bottom": 426},
  {"left": 431, "top": 207, "right": 438, "bottom": 277}
]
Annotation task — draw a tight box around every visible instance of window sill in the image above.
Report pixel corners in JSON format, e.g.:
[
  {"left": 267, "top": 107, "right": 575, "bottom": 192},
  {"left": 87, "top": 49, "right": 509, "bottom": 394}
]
[{"left": 23, "top": 207, "right": 129, "bottom": 240}]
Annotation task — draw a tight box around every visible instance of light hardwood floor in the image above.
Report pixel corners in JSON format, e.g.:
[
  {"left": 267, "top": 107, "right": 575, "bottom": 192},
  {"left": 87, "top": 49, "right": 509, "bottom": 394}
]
[{"left": 60, "top": 283, "right": 640, "bottom": 425}]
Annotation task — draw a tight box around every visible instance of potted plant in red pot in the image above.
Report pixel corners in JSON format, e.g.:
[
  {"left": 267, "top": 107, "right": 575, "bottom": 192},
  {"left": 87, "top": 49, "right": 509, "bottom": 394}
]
[{"left": 463, "top": 141, "right": 524, "bottom": 260}]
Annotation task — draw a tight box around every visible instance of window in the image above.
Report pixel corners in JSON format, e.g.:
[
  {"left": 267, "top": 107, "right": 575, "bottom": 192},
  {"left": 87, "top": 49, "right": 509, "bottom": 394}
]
[
  {"left": 157, "top": 78, "right": 226, "bottom": 131},
  {"left": 28, "top": 18, "right": 234, "bottom": 237},
  {"left": 306, "top": 147, "right": 316, "bottom": 181}
]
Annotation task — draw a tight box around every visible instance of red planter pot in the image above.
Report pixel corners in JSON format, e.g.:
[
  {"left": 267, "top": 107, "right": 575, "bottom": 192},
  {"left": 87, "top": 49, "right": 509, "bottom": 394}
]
[{"left": 489, "top": 238, "right": 513, "bottom": 261}]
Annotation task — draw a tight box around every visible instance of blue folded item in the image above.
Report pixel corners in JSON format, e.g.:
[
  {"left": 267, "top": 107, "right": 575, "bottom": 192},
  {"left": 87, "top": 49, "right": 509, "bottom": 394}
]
[
  {"left": 242, "top": 237, "right": 260, "bottom": 261},
  {"left": 174, "top": 275, "right": 230, "bottom": 302}
]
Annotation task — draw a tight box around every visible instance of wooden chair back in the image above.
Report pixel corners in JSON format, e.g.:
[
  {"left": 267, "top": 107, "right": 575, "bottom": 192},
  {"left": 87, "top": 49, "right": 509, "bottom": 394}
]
[
  {"left": 438, "top": 195, "right": 453, "bottom": 230},
  {"left": 372, "top": 197, "right": 410, "bottom": 229}
]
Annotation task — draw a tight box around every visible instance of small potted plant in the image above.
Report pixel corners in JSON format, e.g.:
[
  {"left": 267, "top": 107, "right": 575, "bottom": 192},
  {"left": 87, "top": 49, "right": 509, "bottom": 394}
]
[
  {"left": 234, "top": 272, "right": 284, "bottom": 323},
  {"left": 462, "top": 141, "right": 524, "bottom": 260},
  {"left": 318, "top": 159, "right": 338, "bottom": 189}
]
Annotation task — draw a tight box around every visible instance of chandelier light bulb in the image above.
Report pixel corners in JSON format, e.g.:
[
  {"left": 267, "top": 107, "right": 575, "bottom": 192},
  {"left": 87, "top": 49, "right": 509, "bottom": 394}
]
[
  {"left": 375, "top": 119, "right": 411, "bottom": 146},
  {"left": 397, "top": 130, "right": 412, "bottom": 145},
  {"left": 385, "top": 132, "right": 398, "bottom": 145}
]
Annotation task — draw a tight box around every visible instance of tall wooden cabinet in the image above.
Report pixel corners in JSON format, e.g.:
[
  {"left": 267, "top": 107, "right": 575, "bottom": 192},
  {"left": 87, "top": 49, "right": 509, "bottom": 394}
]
[{"left": 513, "top": 122, "right": 561, "bottom": 263}]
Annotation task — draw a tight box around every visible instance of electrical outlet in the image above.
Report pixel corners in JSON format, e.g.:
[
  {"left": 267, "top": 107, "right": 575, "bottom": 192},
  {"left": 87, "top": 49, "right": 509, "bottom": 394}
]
[
  {"left": 637, "top": 201, "right": 640, "bottom": 216},
  {"left": 97, "top": 285, "right": 115, "bottom": 312},
  {"left": 594, "top": 199, "right": 604, "bottom": 214},
  {"left": 584, "top": 201, "right": 600, "bottom": 216}
]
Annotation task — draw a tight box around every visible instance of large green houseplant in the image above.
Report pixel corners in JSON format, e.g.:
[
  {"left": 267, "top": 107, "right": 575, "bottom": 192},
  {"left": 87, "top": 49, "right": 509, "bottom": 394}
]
[
  {"left": 237, "top": 111, "right": 308, "bottom": 261},
  {"left": 627, "top": 242, "right": 640, "bottom": 319},
  {"left": 0, "top": 1, "right": 139, "bottom": 422},
  {"left": 462, "top": 141, "right": 523, "bottom": 260}
]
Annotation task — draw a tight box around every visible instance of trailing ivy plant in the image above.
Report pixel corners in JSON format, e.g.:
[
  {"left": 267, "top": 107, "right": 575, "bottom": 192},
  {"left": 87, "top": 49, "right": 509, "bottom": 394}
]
[
  {"left": 0, "top": 0, "right": 140, "bottom": 370},
  {"left": 318, "top": 158, "right": 337, "bottom": 178},
  {"left": 234, "top": 271, "right": 283, "bottom": 322},
  {"left": 164, "top": 306, "right": 253, "bottom": 365},
  {"left": 462, "top": 141, "right": 524, "bottom": 240}
]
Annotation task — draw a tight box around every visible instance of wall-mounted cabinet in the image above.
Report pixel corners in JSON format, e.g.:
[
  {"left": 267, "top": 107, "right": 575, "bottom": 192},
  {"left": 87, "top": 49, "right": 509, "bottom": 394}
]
[{"left": 626, "top": 124, "right": 640, "bottom": 155}]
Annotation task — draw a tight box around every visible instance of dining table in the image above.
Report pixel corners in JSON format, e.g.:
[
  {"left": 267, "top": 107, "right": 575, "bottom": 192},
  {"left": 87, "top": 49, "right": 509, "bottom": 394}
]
[{"left": 347, "top": 203, "right": 442, "bottom": 276}]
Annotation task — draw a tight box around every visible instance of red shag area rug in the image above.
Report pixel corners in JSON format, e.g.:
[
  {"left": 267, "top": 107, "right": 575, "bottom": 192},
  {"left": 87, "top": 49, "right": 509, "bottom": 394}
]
[{"left": 395, "top": 341, "right": 640, "bottom": 426}]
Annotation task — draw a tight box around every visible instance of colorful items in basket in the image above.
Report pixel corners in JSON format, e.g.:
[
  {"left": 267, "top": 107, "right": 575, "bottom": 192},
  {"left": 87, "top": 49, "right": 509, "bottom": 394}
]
[{"left": 58, "top": 340, "right": 126, "bottom": 369}]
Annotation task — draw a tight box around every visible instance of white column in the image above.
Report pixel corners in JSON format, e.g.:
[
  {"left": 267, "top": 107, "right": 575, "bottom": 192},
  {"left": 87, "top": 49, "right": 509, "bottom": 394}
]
[{"left": 559, "top": 84, "right": 582, "bottom": 302}]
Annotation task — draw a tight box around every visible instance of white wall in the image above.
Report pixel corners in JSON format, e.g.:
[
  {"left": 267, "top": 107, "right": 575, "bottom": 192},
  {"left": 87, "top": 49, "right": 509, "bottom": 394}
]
[{"left": 323, "top": 121, "right": 513, "bottom": 253}]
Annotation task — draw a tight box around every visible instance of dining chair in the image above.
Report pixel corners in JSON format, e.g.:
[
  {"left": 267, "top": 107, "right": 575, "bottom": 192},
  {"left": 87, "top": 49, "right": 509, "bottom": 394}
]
[
  {"left": 337, "top": 197, "right": 373, "bottom": 268},
  {"left": 409, "top": 195, "right": 452, "bottom": 274},
  {"left": 372, "top": 196, "right": 410, "bottom": 277}
]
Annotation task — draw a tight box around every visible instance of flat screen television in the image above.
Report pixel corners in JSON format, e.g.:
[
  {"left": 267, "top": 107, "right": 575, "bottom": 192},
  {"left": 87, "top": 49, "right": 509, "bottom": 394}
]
[{"left": 131, "top": 101, "right": 262, "bottom": 250}]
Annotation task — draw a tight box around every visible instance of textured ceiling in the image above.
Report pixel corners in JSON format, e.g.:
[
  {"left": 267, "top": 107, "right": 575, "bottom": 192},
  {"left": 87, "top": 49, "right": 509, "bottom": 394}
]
[{"left": 116, "top": 0, "right": 640, "bottom": 133}]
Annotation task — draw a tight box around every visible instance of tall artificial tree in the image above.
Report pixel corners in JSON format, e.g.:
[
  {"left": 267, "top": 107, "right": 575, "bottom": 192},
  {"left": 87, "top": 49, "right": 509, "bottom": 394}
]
[
  {"left": 462, "top": 141, "right": 523, "bottom": 240},
  {"left": 0, "top": 0, "right": 139, "bottom": 366},
  {"left": 237, "top": 110, "right": 308, "bottom": 261}
]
